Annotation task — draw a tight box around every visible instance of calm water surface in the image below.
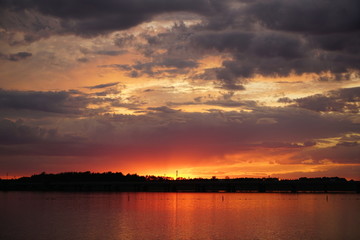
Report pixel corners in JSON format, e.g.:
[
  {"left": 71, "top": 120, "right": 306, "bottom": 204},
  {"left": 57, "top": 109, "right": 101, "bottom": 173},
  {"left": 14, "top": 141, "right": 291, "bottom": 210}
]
[{"left": 0, "top": 192, "right": 359, "bottom": 240}]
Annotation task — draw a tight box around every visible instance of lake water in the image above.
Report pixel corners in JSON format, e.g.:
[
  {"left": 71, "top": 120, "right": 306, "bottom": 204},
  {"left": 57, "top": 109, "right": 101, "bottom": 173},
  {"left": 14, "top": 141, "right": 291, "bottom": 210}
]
[{"left": 0, "top": 192, "right": 359, "bottom": 240}]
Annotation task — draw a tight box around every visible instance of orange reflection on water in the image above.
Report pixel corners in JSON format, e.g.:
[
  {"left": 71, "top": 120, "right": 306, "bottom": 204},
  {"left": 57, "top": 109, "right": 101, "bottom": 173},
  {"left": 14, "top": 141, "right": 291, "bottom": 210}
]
[
  {"left": 108, "top": 193, "right": 360, "bottom": 240},
  {"left": 1, "top": 192, "right": 359, "bottom": 240}
]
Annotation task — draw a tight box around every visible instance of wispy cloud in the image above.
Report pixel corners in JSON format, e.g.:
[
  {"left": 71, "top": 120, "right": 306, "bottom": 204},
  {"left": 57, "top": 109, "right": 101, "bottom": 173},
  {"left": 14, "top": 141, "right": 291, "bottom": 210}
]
[{"left": 85, "top": 82, "right": 120, "bottom": 90}]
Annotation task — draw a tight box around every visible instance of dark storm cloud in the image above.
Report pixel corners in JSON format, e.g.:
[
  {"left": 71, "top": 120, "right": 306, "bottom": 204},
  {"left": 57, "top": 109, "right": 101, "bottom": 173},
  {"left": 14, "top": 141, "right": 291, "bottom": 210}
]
[
  {"left": 247, "top": 0, "right": 360, "bottom": 34},
  {"left": 0, "top": 0, "right": 223, "bottom": 36},
  {"left": 0, "top": 89, "right": 101, "bottom": 114},
  {"left": 0, "top": 8, "right": 61, "bottom": 45},
  {"left": 0, "top": 52, "right": 32, "bottom": 61},
  {"left": 295, "top": 95, "right": 346, "bottom": 112},
  {"left": 332, "top": 87, "right": 360, "bottom": 101},
  {"left": 3, "top": 0, "right": 354, "bottom": 88},
  {"left": 2, "top": 0, "right": 360, "bottom": 86},
  {"left": 193, "top": 30, "right": 305, "bottom": 60},
  {"left": 191, "top": 28, "right": 359, "bottom": 86},
  {"left": 250, "top": 32, "right": 305, "bottom": 59},
  {"left": 192, "top": 31, "right": 254, "bottom": 52},
  {"left": 309, "top": 32, "right": 360, "bottom": 54},
  {"left": 292, "top": 87, "right": 360, "bottom": 113},
  {"left": 188, "top": 0, "right": 360, "bottom": 87},
  {"left": 0, "top": 118, "right": 57, "bottom": 144}
]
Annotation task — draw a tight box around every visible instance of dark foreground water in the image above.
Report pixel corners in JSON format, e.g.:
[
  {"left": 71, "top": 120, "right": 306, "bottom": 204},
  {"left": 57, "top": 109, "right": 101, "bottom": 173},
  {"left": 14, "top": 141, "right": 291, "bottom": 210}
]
[{"left": 0, "top": 192, "right": 359, "bottom": 240}]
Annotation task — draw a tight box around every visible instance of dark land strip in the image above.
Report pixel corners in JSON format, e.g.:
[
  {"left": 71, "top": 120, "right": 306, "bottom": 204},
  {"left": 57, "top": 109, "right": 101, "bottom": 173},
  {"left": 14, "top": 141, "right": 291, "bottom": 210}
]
[{"left": 1, "top": 172, "right": 359, "bottom": 193}]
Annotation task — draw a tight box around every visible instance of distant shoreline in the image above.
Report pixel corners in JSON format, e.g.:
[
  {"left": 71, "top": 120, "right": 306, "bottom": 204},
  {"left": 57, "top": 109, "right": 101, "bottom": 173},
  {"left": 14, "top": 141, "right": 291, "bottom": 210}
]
[{"left": 1, "top": 174, "right": 359, "bottom": 193}]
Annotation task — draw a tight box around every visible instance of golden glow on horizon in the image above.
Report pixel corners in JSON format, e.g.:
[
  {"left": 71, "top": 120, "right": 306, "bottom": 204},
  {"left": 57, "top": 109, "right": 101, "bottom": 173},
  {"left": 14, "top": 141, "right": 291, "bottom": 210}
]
[{"left": 131, "top": 162, "right": 360, "bottom": 180}]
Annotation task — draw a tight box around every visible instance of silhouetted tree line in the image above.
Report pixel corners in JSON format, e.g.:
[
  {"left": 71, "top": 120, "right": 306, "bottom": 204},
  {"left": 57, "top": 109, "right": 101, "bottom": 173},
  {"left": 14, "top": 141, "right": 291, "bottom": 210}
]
[
  {"left": 17, "top": 171, "right": 146, "bottom": 182},
  {"left": 0, "top": 172, "right": 358, "bottom": 192},
  {"left": 1, "top": 171, "right": 350, "bottom": 183}
]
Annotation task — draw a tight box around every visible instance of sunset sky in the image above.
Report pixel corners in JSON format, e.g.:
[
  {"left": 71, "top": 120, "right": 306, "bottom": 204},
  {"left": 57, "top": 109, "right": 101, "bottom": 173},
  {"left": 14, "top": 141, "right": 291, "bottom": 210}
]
[{"left": 0, "top": 0, "right": 359, "bottom": 180}]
